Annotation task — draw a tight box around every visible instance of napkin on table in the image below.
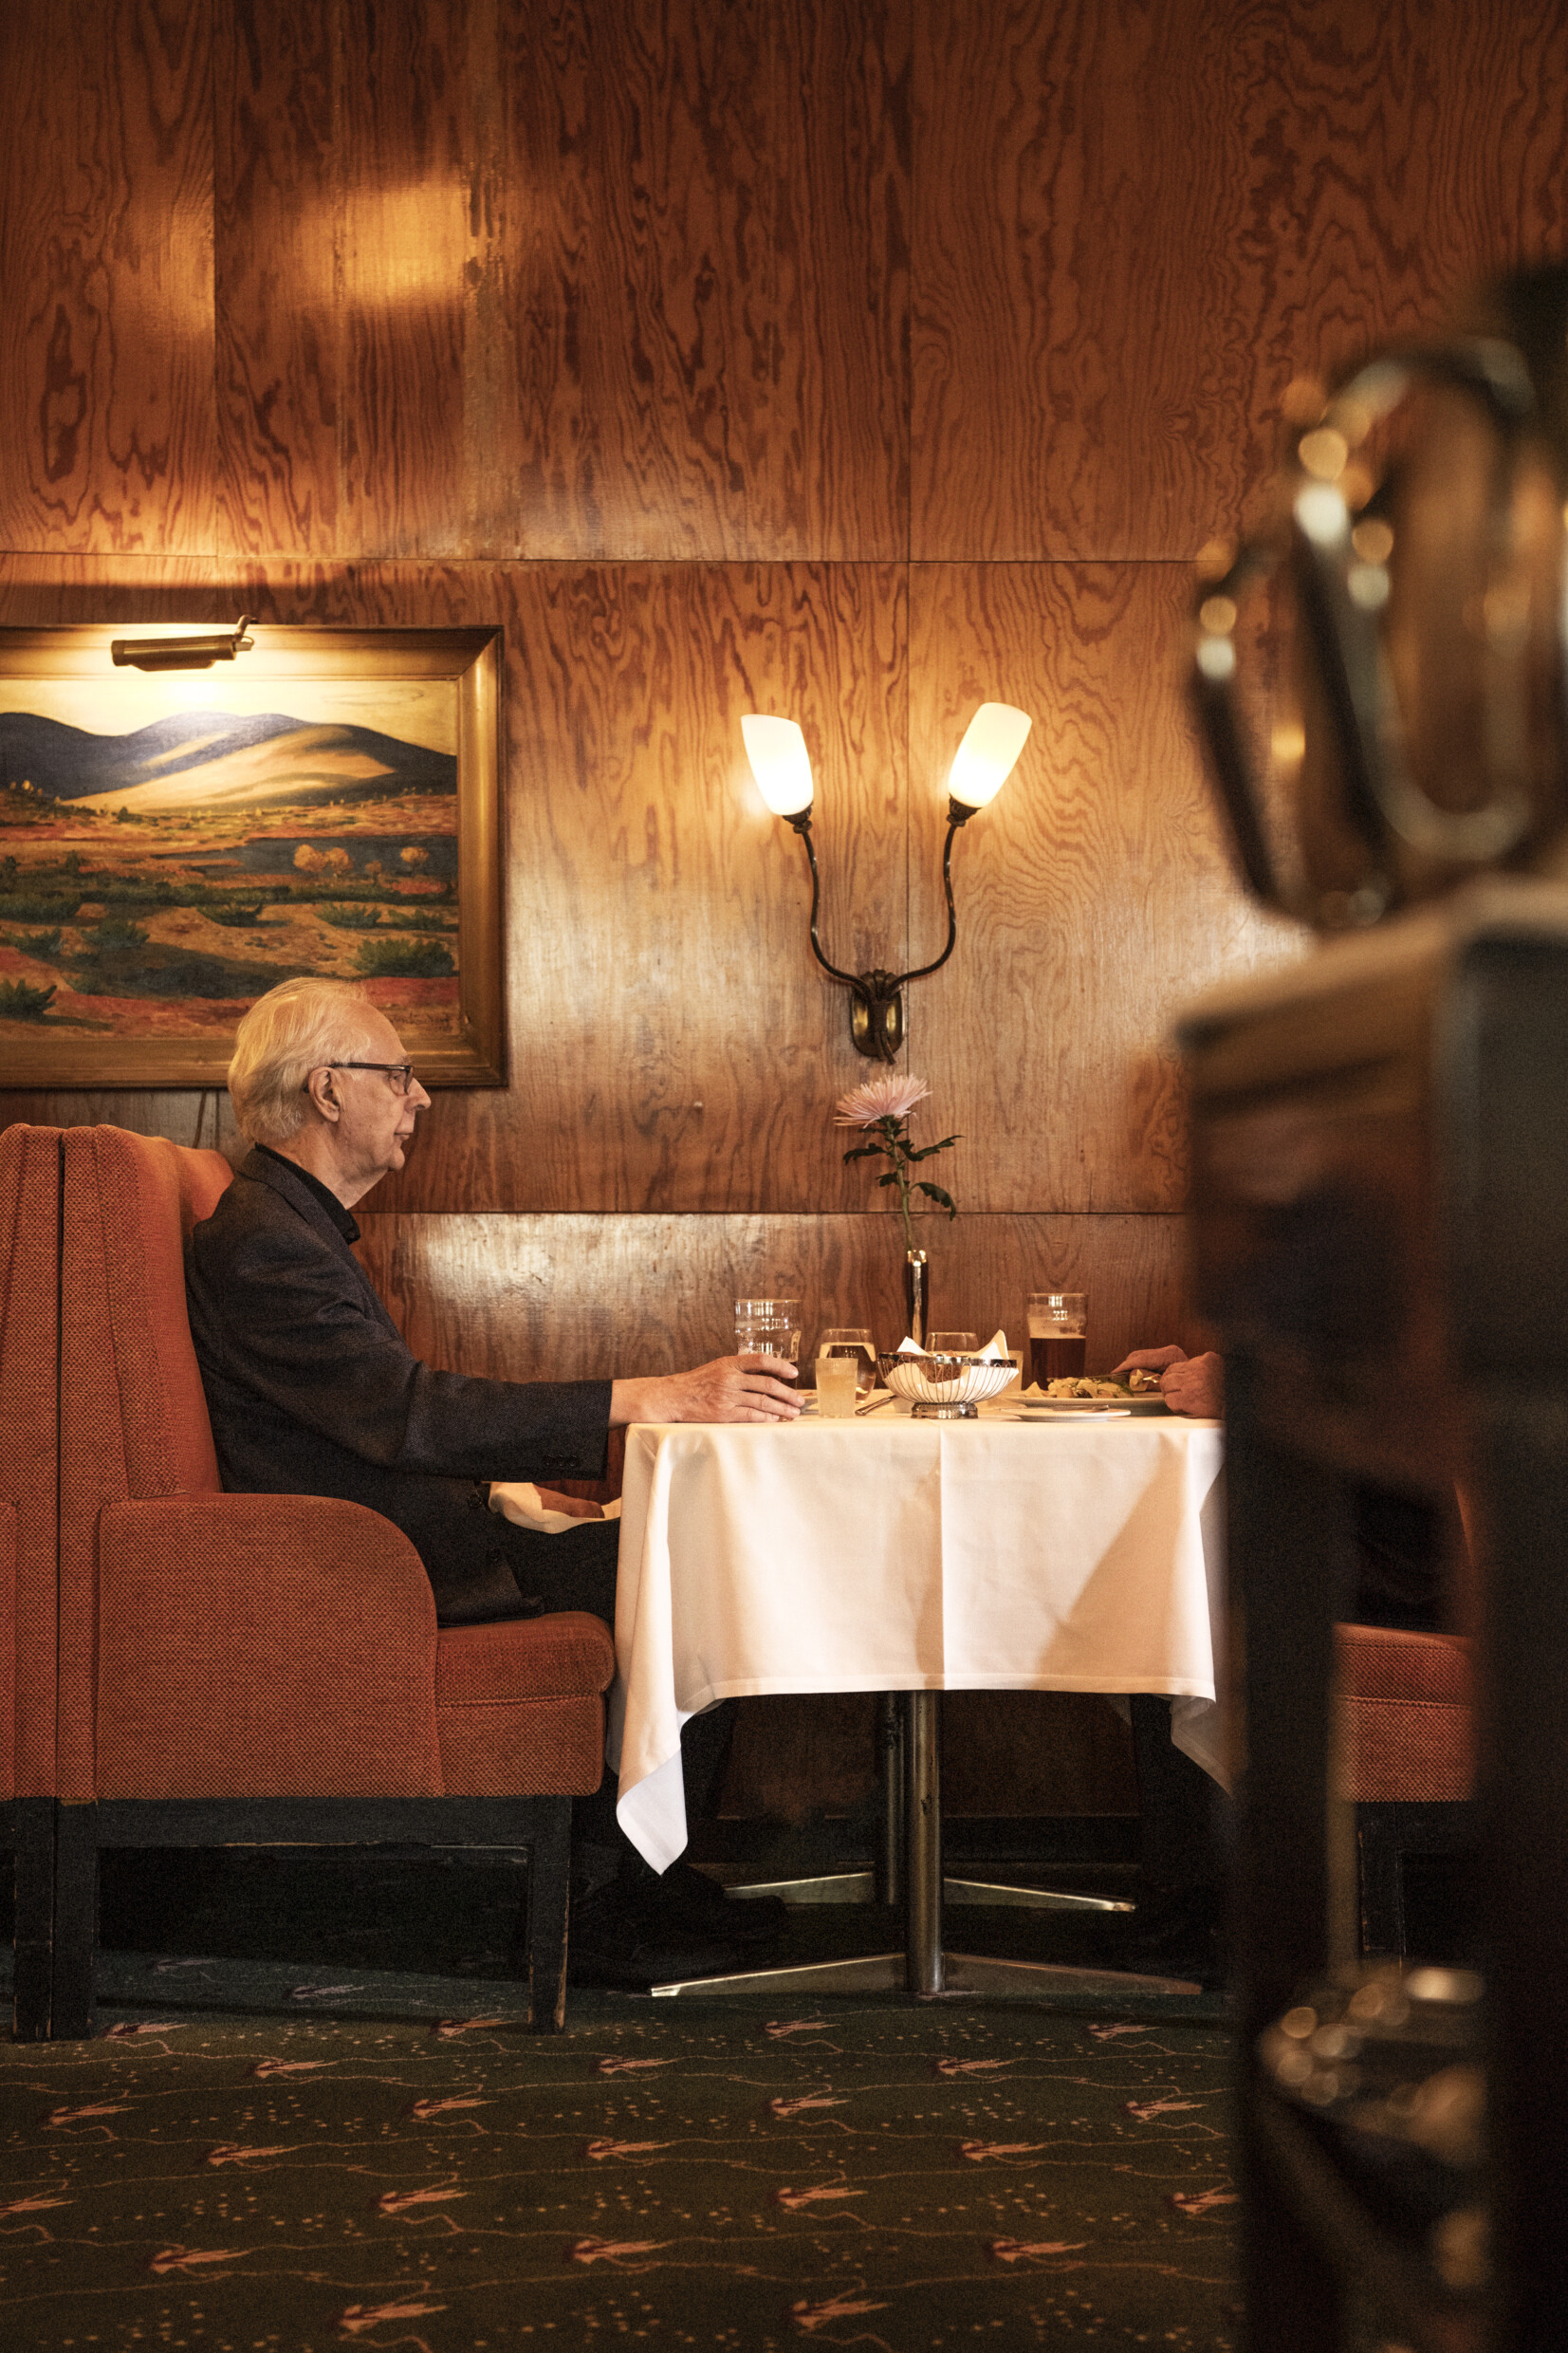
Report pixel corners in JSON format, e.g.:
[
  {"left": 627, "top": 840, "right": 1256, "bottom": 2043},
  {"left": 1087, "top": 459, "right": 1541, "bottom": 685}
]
[
  {"left": 896, "top": 1328, "right": 1011, "bottom": 1360},
  {"left": 488, "top": 1482, "right": 621, "bottom": 1534}
]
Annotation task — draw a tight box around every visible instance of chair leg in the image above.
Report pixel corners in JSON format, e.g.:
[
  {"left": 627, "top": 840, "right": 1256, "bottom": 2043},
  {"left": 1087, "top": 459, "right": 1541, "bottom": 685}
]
[
  {"left": 12, "top": 1798, "right": 55, "bottom": 2040},
  {"left": 524, "top": 1800, "right": 572, "bottom": 2033},
  {"left": 50, "top": 1803, "right": 99, "bottom": 2039},
  {"left": 1356, "top": 1806, "right": 1406, "bottom": 1958}
]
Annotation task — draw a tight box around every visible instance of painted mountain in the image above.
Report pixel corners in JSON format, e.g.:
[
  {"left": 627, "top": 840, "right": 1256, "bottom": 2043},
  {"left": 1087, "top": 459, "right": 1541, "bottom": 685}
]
[{"left": 0, "top": 710, "right": 456, "bottom": 814}]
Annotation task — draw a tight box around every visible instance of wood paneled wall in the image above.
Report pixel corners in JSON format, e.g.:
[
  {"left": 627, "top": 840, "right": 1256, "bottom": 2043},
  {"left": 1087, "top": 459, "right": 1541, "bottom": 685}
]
[{"left": 6, "top": 0, "right": 1567, "bottom": 1814}]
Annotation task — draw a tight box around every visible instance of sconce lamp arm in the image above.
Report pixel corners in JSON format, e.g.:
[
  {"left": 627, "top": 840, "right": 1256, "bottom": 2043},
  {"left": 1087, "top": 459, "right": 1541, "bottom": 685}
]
[
  {"left": 892, "top": 807, "right": 972, "bottom": 986},
  {"left": 785, "top": 803, "right": 977, "bottom": 1064},
  {"left": 786, "top": 811, "right": 862, "bottom": 989}
]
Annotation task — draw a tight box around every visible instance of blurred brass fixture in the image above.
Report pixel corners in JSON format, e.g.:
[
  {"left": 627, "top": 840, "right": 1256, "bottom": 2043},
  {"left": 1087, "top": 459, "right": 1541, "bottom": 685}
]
[
  {"left": 1190, "top": 267, "right": 1568, "bottom": 933},
  {"left": 110, "top": 616, "right": 255, "bottom": 672},
  {"left": 741, "top": 703, "right": 1032, "bottom": 1061}
]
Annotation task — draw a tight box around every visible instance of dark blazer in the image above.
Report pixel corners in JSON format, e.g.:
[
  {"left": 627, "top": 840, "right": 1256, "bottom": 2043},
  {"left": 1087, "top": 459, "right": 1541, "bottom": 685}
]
[{"left": 185, "top": 1149, "right": 612, "bottom": 1622}]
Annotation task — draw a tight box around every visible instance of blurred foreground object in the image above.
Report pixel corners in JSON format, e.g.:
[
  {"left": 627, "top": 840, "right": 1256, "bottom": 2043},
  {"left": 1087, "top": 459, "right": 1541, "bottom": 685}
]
[{"left": 1193, "top": 263, "right": 1568, "bottom": 930}]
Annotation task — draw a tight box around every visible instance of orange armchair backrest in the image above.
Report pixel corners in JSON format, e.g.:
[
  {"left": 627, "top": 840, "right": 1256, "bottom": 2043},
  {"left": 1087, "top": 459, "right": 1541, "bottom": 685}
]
[
  {"left": 58, "top": 1126, "right": 236, "bottom": 1799},
  {"left": 63, "top": 1126, "right": 231, "bottom": 1501},
  {"left": 0, "top": 1123, "right": 63, "bottom": 1803}
]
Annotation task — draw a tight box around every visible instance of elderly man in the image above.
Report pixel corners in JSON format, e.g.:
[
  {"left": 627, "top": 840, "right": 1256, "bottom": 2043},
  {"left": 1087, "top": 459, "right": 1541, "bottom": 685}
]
[{"left": 186, "top": 974, "right": 801, "bottom": 1982}]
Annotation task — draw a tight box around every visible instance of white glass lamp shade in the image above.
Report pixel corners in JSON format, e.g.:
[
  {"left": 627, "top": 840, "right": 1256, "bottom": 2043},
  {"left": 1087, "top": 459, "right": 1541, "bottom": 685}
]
[
  {"left": 742, "top": 713, "right": 816, "bottom": 819},
  {"left": 947, "top": 701, "right": 1032, "bottom": 812}
]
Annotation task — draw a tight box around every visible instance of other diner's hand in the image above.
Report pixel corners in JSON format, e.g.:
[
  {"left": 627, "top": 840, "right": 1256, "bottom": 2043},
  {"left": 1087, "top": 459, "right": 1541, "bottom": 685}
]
[
  {"left": 609, "top": 1353, "right": 802, "bottom": 1427},
  {"left": 1111, "top": 1344, "right": 1225, "bottom": 1419}
]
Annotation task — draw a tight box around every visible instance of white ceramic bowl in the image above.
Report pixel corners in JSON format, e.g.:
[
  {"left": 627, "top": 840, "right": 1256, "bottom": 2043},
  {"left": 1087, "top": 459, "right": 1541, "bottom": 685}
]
[{"left": 876, "top": 1350, "right": 1018, "bottom": 1413}]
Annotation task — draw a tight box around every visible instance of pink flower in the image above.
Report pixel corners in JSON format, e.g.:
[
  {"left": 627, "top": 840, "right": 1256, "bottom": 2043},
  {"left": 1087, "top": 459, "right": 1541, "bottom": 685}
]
[{"left": 833, "top": 1074, "right": 931, "bottom": 1127}]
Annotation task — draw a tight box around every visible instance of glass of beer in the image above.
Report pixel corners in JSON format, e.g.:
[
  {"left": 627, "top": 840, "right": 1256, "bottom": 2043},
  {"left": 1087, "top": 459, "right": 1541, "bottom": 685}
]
[{"left": 1026, "top": 1291, "right": 1087, "bottom": 1386}]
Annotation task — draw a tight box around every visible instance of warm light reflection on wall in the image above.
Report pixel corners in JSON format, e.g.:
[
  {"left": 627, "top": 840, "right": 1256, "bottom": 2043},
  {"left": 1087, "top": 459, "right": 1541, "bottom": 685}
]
[{"left": 296, "top": 181, "right": 474, "bottom": 311}]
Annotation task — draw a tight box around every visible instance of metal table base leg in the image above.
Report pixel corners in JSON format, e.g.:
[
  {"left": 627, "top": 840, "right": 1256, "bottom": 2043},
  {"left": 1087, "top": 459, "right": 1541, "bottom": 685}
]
[
  {"left": 652, "top": 1691, "right": 1194, "bottom": 2001},
  {"left": 906, "top": 1690, "right": 944, "bottom": 1993}
]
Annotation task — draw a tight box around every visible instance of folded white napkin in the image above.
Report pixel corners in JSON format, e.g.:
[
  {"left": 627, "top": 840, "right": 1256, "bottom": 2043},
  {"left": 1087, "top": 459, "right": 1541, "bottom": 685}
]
[
  {"left": 897, "top": 1328, "right": 1010, "bottom": 1361},
  {"left": 488, "top": 1481, "right": 621, "bottom": 1534}
]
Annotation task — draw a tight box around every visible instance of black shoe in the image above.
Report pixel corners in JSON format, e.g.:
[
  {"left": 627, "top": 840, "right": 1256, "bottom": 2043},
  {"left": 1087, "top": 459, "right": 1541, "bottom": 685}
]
[
  {"left": 650, "top": 1861, "right": 789, "bottom": 1952},
  {"left": 1098, "top": 1886, "right": 1227, "bottom": 1991},
  {"left": 567, "top": 1881, "right": 748, "bottom": 1991}
]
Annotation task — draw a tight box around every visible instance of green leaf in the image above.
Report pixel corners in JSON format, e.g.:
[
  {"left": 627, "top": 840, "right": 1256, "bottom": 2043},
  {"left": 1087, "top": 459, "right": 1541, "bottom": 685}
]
[
  {"left": 876, "top": 1171, "right": 902, "bottom": 1189},
  {"left": 916, "top": 1182, "right": 958, "bottom": 1217},
  {"left": 841, "top": 1143, "right": 884, "bottom": 1164}
]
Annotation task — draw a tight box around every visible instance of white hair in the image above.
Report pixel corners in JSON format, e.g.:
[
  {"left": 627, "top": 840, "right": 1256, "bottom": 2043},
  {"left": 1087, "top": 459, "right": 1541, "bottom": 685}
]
[{"left": 228, "top": 977, "right": 377, "bottom": 1147}]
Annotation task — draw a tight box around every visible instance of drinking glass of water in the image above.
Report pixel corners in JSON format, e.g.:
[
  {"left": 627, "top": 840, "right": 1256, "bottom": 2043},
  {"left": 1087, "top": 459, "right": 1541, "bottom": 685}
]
[{"left": 735, "top": 1298, "right": 802, "bottom": 1362}]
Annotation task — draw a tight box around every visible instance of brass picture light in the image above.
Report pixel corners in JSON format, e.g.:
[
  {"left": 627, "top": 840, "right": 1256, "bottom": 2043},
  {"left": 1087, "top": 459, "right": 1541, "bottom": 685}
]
[
  {"left": 109, "top": 616, "right": 256, "bottom": 672},
  {"left": 742, "top": 702, "right": 1032, "bottom": 1061}
]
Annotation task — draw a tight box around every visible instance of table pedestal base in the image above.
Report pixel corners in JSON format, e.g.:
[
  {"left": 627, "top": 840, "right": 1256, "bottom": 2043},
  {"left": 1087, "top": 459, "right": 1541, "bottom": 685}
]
[
  {"left": 650, "top": 1950, "right": 1197, "bottom": 1998},
  {"left": 651, "top": 1694, "right": 1189, "bottom": 2002}
]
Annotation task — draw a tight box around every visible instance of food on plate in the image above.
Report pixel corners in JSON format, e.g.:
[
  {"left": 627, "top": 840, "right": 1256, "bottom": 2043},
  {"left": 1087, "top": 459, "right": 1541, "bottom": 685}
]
[{"left": 1042, "top": 1369, "right": 1165, "bottom": 1399}]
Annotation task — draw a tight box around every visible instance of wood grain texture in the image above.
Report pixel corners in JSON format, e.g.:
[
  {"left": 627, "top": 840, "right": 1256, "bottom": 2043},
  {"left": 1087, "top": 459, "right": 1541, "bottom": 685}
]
[
  {"left": 912, "top": 0, "right": 1568, "bottom": 560},
  {"left": 0, "top": 555, "right": 1300, "bottom": 1218},
  {"left": 370, "top": 560, "right": 914, "bottom": 1213},
  {"left": 353, "top": 1208, "right": 1201, "bottom": 1384},
  {"left": 0, "top": 0, "right": 216, "bottom": 553},
  {"left": 500, "top": 0, "right": 909, "bottom": 560},
  {"left": 209, "top": 0, "right": 909, "bottom": 562},
  {"left": 908, "top": 562, "right": 1304, "bottom": 1212},
  {"left": 719, "top": 1689, "right": 1136, "bottom": 1822},
  {"left": 212, "top": 0, "right": 342, "bottom": 553}
]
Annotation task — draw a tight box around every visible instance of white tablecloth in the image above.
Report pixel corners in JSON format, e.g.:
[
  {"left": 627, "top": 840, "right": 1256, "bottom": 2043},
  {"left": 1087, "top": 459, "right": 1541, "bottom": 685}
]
[{"left": 610, "top": 1410, "right": 1227, "bottom": 1871}]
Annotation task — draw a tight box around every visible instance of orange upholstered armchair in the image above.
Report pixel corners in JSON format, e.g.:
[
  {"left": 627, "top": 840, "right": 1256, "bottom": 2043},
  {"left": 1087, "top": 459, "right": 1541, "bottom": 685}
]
[
  {"left": 1336, "top": 1621, "right": 1473, "bottom": 1957},
  {"left": 52, "top": 1124, "right": 615, "bottom": 2034},
  {"left": 0, "top": 1123, "right": 63, "bottom": 2040}
]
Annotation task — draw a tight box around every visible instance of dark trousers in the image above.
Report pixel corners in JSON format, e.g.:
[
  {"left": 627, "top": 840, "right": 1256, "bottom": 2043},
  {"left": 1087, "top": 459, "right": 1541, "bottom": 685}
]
[
  {"left": 483, "top": 1510, "right": 734, "bottom": 1881},
  {"left": 1130, "top": 1476, "right": 1448, "bottom": 1899}
]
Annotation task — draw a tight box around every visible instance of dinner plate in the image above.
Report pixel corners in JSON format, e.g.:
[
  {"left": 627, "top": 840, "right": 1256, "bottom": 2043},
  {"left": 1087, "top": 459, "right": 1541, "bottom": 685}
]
[{"left": 1020, "top": 1395, "right": 1171, "bottom": 1416}]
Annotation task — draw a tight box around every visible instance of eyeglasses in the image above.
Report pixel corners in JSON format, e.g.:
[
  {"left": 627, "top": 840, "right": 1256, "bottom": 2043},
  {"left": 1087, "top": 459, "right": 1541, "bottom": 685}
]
[{"left": 305, "top": 1062, "right": 416, "bottom": 1096}]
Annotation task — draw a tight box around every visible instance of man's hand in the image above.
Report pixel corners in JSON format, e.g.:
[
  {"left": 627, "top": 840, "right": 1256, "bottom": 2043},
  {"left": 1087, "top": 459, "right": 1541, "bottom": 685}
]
[
  {"left": 609, "top": 1354, "right": 802, "bottom": 1427},
  {"left": 1111, "top": 1343, "right": 1224, "bottom": 1419},
  {"left": 534, "top": 1487, "right": 605, "bottom": 1520}
]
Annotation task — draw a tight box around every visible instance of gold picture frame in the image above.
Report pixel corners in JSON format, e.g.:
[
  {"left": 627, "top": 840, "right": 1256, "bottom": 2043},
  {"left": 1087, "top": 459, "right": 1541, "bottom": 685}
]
[{"left": 0, "top": 623, "right": 504, "bottom": 1088}]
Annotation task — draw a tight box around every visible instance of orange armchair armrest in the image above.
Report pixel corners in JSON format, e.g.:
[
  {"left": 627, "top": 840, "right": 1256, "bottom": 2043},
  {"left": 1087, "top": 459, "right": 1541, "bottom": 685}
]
[{"left": 94, "top": 1494, "right": 443, "bottom": 1799}]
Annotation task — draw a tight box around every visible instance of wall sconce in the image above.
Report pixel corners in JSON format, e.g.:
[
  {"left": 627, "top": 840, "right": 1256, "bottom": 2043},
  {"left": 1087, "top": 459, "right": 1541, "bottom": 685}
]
[
  {"left": 109, "top": 616, "right": 255, "bottom": 672},
  {"left": 742, "top": 702, "right": 1032, "bottom": 1060}
]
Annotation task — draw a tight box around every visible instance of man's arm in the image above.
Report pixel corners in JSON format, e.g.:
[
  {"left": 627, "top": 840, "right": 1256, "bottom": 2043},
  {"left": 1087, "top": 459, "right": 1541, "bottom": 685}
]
[
  {"left": 189, "top": 1194, "right": 609, "bottom": 1482},
  {"left": 610, "top": 1354, "right": 801, "bottom": 1426}
]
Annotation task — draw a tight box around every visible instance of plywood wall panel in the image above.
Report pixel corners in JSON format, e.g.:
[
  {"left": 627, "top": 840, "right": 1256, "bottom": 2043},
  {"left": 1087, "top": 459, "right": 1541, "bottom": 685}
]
[
  {"left": 212, "top": 0, "right": 342, "bottom": 556},
  {"left": 335, "top": 0, "right": 495, "bottom": 560},
  {"left": 499, "top": 0, "right": 909, "bottom": 561},
  {"left": 369, "top": 560, "right": 914, "bottom": 1214},
  {"left": 720, "top": 1688, "right": 1136, "bottom": 1822},
  {"left": 907, "top": 562, "right": 1304, "bottom": 1213},
  {"left": 912, "top": 0, "right": 1568, "bottom": 563},
  {"left": 0, "top": 0, "right": 216, "bottom": 555},
  {"left": 354, "top": 1207, "right": 1198, "bottom": 1386}
]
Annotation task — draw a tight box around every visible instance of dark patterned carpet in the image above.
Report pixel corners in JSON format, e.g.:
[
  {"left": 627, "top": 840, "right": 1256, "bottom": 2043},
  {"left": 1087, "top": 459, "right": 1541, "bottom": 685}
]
[
  {"left": 1, "top": 2000, "right": 1239, "bottom": 2350},
  {"left": 0, "top": 1854, "right": 1241, "bottom": 2348}
]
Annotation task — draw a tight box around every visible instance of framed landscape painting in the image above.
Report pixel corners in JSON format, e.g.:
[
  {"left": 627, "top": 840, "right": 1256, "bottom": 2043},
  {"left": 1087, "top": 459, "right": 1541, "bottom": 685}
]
[{"left": 0, "top": 624, "right": 504, "bottom": 1087}]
